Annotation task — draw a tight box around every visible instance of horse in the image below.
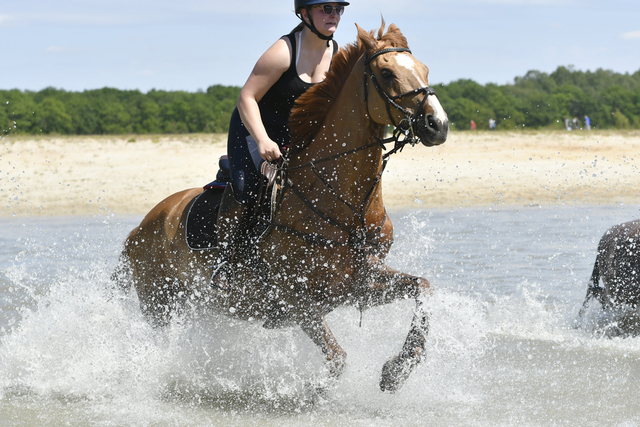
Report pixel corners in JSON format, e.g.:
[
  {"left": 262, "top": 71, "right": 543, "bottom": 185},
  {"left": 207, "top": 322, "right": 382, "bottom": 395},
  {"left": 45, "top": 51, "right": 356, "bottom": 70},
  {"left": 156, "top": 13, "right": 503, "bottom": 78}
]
[
  {"left": 579, "top": 219, "right": 640, "bottom": 327},
  {"left": 116, "top": 22, "right": 449, "bottom": 393}
]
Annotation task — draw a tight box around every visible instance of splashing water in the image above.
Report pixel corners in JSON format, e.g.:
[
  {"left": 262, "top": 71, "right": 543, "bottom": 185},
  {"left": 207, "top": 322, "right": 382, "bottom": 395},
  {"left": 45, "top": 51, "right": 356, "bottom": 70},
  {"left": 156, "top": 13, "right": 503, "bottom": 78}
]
[{"left": 2, "top": 206, "right": 640, "bottom": 426}]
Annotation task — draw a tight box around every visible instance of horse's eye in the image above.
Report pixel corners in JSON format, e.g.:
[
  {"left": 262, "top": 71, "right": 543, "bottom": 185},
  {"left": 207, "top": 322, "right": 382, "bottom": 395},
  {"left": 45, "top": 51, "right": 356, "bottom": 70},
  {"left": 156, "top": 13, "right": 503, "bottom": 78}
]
[{"left": 380, "top": 69, "right": 394, "bottom": 79}]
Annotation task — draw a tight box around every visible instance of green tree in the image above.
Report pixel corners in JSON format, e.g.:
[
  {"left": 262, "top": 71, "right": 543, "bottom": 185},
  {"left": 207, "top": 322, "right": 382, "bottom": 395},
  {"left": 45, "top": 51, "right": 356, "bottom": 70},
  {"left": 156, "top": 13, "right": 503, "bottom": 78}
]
[
  {"left": 35, "top": 98, "right": 73, "bottom": 133},
  {"left": 135, "top": 100, "right": 162, "bottom": 133},
  {"left": 2, "top": 90, "right": 37, "bottom": 134},
  {"left": 612, "top": 109, "right": 631, "bottom": 129}
]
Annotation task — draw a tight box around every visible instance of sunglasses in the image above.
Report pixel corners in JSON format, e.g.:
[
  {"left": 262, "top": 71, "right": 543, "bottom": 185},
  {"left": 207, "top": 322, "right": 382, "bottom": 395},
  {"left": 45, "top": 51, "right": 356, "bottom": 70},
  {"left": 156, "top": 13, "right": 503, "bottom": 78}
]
[{"left": 315, "top": 4, "right": 345, "bottom": 16}]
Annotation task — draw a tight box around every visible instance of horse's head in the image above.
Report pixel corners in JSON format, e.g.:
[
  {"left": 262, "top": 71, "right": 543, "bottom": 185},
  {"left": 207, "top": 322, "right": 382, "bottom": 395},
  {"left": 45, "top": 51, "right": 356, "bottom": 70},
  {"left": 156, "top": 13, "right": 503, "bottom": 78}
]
[{"left": 358, "top": 23, "right": 449, "bottom": 147}]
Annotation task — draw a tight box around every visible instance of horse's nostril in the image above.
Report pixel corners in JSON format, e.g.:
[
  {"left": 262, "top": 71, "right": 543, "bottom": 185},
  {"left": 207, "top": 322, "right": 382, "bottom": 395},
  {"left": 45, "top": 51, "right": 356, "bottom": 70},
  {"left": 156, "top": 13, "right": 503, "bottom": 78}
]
[{"left": 426, "top": 115, "right": 440, "bottom": 131}]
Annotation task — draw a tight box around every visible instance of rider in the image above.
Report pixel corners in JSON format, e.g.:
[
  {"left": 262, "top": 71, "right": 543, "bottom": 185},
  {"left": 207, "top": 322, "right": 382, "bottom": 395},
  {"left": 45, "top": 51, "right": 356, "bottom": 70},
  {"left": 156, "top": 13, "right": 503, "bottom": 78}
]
[{"left": 215, "top": 1, "right": 349, "bottom": 324}]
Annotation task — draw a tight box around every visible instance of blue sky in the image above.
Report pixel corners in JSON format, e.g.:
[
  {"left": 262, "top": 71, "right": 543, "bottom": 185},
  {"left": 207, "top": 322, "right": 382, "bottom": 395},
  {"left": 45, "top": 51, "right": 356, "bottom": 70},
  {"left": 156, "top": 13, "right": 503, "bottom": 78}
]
[{"left": 1, "top": 0, "right": 639, "bottom": 92}]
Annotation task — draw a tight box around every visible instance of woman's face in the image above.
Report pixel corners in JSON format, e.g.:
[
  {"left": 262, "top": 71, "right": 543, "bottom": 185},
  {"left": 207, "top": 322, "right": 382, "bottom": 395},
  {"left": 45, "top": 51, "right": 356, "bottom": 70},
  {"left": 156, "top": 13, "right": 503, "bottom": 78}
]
[{"left": 303, "top": 3, "right": 343, "bottom": 36}]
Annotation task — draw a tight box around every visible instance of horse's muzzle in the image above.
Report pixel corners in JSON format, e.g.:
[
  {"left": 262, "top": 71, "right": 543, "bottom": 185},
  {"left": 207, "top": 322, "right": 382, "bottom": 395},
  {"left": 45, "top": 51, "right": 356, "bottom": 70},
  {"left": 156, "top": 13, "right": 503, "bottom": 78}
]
[{"left": 416, "top": 113, "right": 449, "bottom": 147}]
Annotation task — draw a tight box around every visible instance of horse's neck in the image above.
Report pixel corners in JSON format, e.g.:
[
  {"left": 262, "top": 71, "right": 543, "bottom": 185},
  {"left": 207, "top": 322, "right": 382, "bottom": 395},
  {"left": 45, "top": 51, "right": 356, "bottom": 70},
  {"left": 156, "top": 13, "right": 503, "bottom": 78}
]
[{"left": 295, "top": 71, "right": 385, "bottom": 202}]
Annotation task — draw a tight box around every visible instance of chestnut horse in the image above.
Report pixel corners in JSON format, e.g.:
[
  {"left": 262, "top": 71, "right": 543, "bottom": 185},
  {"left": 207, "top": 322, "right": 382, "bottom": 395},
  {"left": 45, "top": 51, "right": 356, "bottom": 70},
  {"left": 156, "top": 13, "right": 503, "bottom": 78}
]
[{"left": 118, "top": 23, "right": 449, "bottom": 392}]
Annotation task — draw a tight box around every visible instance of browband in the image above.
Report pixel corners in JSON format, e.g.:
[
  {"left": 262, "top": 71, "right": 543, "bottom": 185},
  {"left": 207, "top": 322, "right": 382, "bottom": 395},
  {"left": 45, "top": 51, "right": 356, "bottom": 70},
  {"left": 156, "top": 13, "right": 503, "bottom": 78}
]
[{"left": 365, "top": 47, "right": 412, "bottom": 65}]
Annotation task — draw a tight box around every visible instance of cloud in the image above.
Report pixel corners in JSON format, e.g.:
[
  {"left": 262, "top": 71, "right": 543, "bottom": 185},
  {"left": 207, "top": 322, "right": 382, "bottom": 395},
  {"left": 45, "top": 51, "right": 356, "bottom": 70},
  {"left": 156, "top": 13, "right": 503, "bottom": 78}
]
[
  {"left": 471, "top": 0, "right": 573, "bottom": 4},
  {"left": 0, "top": 14, "right": 17, "bottom": 26},
  {"left": 32, "top": 13, "right": 140, "bottom": 26},
  {"left": 0, "top": 11, "right": 143, "bottom": 27},
  {"left": 44, "top": 46, "right": 79, "bottom": 54},
  {"left": 45, "top": 46, "right": 66, "bottom": 53},
  {"left": 181, "top": 0, "right": 292, "bottom": 15},
  {"left": 620, "top": 31, "right": 640, "bottom": 40}
]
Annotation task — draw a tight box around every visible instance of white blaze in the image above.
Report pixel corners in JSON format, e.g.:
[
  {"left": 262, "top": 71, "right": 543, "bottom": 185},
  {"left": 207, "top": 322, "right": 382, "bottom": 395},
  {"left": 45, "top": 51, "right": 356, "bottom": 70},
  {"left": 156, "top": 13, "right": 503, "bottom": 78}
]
[
  {"left": 428, "top": 94, "right": 448, "bottom": 123},
  {"left": 395, "top": 53, "right": 428, "bottom": 87},
  {"left": 394, "top": 53, "right": 448, "bottom": 123}
]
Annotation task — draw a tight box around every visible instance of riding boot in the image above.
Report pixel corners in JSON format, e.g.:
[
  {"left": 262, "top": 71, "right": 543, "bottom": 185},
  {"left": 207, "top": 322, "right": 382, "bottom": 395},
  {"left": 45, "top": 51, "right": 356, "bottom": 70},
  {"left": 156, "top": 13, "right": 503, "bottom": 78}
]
[
  {"left": 216, "top": 185, "right": 250, "bottom": 259},
  {"left": 213, "top": 186, "right": 252, "bottom": 293},
  {"left": 214, "top": 186, "right": 290, "bottom": 328}
]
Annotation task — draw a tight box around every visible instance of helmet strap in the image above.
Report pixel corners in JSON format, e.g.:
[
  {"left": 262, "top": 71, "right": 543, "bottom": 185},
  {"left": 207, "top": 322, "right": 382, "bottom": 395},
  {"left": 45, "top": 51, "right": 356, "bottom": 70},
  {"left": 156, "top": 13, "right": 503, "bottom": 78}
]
[{"left": 298, "top": 8, "right": 333, "bottom": 46}]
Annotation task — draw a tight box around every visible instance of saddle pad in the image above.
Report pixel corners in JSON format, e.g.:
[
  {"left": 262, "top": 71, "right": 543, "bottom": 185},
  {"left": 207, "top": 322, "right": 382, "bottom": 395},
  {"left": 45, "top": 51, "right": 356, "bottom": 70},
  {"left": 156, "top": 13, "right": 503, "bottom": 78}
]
[{"left": 185, "top": 187, "right": 225, "bottom": 250}]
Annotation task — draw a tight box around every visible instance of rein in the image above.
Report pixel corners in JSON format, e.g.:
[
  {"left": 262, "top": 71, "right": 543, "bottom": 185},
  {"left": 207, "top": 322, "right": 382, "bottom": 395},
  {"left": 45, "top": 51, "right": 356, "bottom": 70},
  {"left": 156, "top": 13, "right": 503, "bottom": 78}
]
[
  {"left": 263, "top": 47, "right": 434, "bottom": 250},
  {"left": 267, "top": 154, "right": 387, "bottom": 250}
]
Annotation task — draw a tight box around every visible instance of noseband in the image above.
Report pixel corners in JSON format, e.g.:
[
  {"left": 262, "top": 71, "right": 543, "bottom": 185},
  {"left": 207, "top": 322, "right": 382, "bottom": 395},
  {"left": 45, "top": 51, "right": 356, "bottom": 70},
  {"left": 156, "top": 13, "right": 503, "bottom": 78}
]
[{"left": 364, "top": 47, "right": 437, "bottom": 153}]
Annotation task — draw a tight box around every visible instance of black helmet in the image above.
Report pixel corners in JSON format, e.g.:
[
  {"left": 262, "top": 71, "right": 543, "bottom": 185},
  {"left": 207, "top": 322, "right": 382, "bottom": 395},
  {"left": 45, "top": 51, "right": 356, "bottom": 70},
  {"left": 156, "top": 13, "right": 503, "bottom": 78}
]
[{"left": 295, "top": 0, "right": 350, "bottom": 14}]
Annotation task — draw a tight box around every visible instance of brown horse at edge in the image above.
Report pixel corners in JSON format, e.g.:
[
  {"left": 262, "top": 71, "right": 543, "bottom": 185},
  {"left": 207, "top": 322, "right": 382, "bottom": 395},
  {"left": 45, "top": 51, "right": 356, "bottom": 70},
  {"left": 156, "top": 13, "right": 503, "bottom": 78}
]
[{"left": 117, "top": 22, "right": 449, "bottom": 392}]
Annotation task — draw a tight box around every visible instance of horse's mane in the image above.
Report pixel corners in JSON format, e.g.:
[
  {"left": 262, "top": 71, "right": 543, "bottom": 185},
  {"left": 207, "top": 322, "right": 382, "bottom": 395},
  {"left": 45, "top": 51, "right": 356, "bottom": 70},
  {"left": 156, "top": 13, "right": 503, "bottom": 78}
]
[{"left": 288, "top": 23, "right": 409, "bottom": 149}]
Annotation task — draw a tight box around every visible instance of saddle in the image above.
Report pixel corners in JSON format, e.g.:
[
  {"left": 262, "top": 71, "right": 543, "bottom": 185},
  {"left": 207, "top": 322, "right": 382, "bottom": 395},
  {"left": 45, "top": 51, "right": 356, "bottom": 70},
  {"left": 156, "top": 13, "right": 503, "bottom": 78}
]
[
  {"left": 184, "top": 156, "right": 229, "bottom": 250},
  {"left": 185, "top": 155, "right": 279, "bottom": 251}
]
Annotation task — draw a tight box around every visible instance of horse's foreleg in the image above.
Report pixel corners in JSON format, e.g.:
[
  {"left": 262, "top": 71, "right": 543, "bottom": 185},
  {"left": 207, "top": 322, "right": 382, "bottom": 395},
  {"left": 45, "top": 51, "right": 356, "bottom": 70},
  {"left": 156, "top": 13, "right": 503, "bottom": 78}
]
[
  {"left": 359, "top": 266, "right": 431, "bottom": 392},
  {"left": 299, "top": 312, "right": 347, "bottom": 379},
  {"left": 380, "top": 297, "right": 429, "bottom": 392},
  {"left": 579, "top": 254, "right": 607, "bottom": 317},
  {"left": 358, "top": 264, "right": 432, "bottom": 307}
]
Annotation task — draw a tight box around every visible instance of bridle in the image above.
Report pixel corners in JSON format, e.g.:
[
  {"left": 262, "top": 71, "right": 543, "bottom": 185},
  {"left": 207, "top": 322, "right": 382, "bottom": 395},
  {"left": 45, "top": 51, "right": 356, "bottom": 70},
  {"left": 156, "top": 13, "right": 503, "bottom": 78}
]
[
  {"left": 262, "top": 47, "right": 438, "bottom": 251},
  {"left": 364, "top": 47, "right": 437, "bottom": 155}
]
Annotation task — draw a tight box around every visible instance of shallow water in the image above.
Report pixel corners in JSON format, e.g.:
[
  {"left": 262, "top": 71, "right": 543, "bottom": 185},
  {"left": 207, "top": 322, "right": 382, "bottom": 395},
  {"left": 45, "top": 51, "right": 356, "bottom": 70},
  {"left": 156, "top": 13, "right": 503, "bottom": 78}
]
[{"left": 1, "top": 204, "right": 640, "bottom": 426}]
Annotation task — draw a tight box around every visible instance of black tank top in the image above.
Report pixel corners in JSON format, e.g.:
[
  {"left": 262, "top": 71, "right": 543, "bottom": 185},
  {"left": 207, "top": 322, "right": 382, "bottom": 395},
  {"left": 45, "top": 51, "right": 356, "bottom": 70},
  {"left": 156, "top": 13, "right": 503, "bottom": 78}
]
[{"left": 257, "top": 32, "right": 337, "bottom": 148}]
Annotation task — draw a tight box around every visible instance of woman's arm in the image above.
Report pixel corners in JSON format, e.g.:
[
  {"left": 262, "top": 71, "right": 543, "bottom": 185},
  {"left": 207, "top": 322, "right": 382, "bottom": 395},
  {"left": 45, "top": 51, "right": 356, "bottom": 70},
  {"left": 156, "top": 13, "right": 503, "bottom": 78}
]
[{"left": 237, "top": 37, "right": 291, "bottom": 161}]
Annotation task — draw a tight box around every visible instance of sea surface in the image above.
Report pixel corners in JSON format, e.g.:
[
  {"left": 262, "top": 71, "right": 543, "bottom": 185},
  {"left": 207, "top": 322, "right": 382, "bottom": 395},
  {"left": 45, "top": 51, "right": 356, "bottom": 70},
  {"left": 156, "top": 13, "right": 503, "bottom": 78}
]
[{"left": 1, "top": 204, "right": 640, "bottom": 426}]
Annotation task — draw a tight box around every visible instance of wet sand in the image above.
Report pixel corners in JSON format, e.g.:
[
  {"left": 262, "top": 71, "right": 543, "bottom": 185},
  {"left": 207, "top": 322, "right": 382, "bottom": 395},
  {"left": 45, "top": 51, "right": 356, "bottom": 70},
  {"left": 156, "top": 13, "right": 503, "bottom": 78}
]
[{"left": 1, "top": 130, "right": 639, "bottom": 217}]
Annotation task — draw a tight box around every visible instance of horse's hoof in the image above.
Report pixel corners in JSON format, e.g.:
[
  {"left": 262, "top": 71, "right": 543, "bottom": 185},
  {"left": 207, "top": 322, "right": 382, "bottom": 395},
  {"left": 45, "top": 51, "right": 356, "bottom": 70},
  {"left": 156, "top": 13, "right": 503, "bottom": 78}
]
[
  {"left": 380, "top": 357, "right": 402, "bottom": 392},
  {"left": 379, "top": 352, "right": 421, "bottom": 392},
  {"left": 328, "top": 350, "right": 347, "bottom": 379}
]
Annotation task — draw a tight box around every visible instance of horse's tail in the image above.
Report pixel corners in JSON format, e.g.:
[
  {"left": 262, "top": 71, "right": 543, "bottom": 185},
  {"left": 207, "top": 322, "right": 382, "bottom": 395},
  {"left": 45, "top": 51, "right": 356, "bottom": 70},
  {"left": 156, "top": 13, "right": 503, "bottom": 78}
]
[{"left": 579, "top": 253, "right": 604, "bottom": 317}]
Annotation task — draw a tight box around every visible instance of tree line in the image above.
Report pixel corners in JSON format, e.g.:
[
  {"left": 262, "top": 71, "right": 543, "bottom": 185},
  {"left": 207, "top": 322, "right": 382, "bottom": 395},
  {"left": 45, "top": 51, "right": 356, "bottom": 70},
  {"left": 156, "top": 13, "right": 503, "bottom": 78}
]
[
  {"left": 0, "top": 85, "right": 240, "bottom": 136},
  {"left": 2, "top": 66, "right": 640, "bottom": 136},
  {"left": 437, "top": 66, "right": 640, "bottom": 131}
]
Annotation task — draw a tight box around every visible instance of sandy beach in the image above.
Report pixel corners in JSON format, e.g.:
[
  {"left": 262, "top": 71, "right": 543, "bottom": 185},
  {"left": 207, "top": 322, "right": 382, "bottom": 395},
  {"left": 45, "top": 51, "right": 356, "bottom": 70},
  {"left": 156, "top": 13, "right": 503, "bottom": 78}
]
[{"left": 1, "top": 130, "right": 639, "bottom": 217}]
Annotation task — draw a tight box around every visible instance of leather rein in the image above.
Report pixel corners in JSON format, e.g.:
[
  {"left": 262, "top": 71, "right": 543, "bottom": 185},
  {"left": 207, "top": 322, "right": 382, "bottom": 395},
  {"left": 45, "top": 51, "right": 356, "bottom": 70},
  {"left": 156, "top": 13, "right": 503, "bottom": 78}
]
[{"left": 264, "top": 47, "right": 437, "bottom": 251}]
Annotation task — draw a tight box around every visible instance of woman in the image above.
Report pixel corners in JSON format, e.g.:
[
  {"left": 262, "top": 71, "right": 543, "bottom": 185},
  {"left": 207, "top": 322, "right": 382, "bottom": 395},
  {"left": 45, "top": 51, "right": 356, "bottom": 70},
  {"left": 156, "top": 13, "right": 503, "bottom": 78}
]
[{"left": 217, "top": 1, "right": 349, "bottom": 258}]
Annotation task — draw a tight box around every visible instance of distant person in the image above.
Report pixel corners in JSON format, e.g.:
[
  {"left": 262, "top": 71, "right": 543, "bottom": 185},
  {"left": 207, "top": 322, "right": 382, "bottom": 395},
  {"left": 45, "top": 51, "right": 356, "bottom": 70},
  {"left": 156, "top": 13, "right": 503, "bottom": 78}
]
[
  {"left": 489, "top": 118, "right": 496, "bottom": 130},
  {"left": 573, "top": 117, "right": 579, "bottom": 130},
  {"left": 565, "top": 118, "right": 572, "bottom": 131},
  {"left": 584, "top": 115, "right": 591, "bottom": 130},
  {"left": 470, "top": 120, "right": 476, "bottom": 130}
]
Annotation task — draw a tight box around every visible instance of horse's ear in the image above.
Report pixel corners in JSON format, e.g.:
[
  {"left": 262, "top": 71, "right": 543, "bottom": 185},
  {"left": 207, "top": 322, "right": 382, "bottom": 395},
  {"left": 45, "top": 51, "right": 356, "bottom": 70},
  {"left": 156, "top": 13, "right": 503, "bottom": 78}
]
[
  {"left": 384, "top": 23, "right": 409, "bottom": 48},
  {"left": 356, "top": 23, "right": 377, "bottom": 52}
]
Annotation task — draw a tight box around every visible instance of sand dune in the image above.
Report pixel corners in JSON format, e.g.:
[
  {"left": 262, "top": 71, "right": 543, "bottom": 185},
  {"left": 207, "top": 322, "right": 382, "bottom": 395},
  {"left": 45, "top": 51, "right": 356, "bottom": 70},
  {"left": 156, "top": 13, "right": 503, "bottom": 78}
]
[{"left": 1, "top": 130, "right": 639, "bottom": 217}]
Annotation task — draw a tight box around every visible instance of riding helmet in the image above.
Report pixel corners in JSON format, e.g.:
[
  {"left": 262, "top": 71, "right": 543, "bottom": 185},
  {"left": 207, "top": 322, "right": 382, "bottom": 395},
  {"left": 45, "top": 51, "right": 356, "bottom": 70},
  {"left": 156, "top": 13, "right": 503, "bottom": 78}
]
[{"left": 295, "top": 0, "right": 350, "bottom": 14}]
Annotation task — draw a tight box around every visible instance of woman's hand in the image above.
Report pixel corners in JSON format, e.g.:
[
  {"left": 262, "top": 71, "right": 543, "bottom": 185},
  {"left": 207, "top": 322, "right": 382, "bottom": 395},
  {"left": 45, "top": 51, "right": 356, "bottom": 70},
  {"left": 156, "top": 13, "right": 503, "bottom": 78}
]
[{"left": 258, "top": 138, "right": 282, "bottom": 162}]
